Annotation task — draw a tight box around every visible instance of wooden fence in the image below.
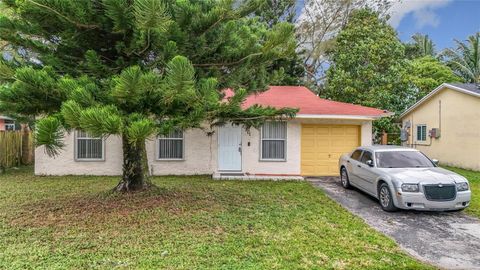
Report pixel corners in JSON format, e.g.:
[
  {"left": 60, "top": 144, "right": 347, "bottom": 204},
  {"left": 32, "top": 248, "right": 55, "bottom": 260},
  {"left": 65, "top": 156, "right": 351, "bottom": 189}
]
[{"left": 0, "top": 130, "right": 33, "bottom": 170}]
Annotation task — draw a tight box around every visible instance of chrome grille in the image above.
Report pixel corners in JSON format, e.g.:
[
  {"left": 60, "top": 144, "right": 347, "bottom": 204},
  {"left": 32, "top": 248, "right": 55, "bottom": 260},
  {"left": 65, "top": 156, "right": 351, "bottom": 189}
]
[{"left": 423, "top": 184, "right": 456, "bottom": 201}]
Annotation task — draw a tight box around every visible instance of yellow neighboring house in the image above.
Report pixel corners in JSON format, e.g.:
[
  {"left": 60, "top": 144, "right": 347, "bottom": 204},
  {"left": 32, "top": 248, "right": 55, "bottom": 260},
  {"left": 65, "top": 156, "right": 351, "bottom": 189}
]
[{"left": 400, "top": 83, "right": 480, "bottom": 171}]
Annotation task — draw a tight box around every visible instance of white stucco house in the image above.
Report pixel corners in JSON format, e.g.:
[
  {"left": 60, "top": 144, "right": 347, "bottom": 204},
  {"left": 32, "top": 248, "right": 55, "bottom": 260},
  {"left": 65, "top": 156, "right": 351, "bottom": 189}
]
[{"left": 35, "top": 86, "right": 390, "bottom": 178}]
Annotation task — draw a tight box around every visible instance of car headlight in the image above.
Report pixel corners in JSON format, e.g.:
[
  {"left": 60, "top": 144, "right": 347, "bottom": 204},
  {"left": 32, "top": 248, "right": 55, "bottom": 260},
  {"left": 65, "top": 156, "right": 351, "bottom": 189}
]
[
  {"left": 456, "top": 182, "right": 469, "bottom": 191},
  {"left": 401, "top": 183, "right": 419, "bottom": 192}
]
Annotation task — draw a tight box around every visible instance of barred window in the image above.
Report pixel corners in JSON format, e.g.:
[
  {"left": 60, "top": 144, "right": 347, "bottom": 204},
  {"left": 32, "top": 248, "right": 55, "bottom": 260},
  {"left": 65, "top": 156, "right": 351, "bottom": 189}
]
[
  {"left": 416, "top": 125, "right": 427, "bottom": 141},
  {"left": 261, "top": 122, "right": 286, "bottom": 160},
  {"left": 158, "top": 130, "right": 184, "bottom": 160},
  {"left": 75, "top": 131, "right": 104, "bottom": 160},
  {"left": 4, "top": 120, "right": 15, "bottom": 131}
]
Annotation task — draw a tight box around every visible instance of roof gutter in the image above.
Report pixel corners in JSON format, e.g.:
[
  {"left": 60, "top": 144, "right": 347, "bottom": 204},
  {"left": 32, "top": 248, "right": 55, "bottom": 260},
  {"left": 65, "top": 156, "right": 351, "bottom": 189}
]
[{"left": 295, "top": 112, "right": 393, "bottom": 120}]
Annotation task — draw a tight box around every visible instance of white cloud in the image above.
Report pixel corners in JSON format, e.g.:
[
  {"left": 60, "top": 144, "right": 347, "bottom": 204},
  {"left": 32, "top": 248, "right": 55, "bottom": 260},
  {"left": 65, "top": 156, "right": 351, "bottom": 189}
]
[{"left": 388, "top": 0, "right": 452, "bottom": 29}]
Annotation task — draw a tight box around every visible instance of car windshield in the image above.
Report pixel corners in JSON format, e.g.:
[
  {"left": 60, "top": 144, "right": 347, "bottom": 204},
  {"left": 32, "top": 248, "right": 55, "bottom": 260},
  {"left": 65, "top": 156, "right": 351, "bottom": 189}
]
[{"left": 375, "top": 151, "right": 434, "bottom": 168}]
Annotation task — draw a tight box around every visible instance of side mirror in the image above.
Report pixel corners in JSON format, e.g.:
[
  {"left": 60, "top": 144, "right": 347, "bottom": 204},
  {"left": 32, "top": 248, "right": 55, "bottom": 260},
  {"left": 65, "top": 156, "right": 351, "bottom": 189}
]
[
  {"left": 366, "top": 160, "right": 374, "bottom": 167},
  {"left": 432, "top": 159, "right": 439, "bottom": 166}
]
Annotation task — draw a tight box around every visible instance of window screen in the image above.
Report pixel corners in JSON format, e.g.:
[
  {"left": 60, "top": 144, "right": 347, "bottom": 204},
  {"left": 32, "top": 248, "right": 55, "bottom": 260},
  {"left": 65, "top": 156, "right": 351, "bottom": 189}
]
[
  {"left": 417, "top": 125, "right": 427, "bottom": 141},
  {"left": 76, "top": 131, "right": 103, "bottom": 160},
  {"left": 158, "top": 130, "right": 184, "bottom": 159},
  {"left": 261, "top": 122, "right": 286, "bottom": 160}
]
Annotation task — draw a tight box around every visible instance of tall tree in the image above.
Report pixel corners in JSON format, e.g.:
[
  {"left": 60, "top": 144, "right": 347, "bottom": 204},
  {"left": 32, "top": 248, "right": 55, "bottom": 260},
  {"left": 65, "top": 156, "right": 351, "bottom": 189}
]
[
  {"left": 443, "top": 32, "right": 480, "bottom": 84},
  {"left": 324, "top": 9, "right": 410, "bottom": 112},
  {"left": 255, "top": 0, "right": 305, "bottom": 86},
  {"left": 0, "top": 0, "right": 298, "bottom": 191},
  {"left": 324, "top": 9, "right": 412, "bottom": 133},
  {"left": 405, "top": 33, "right": 436, "bottom": 59},
  {"left": 255, "top": 0, "right": 296, "bottom": 27},
  {"left": 407, "top": 56, "right": 462, "bottom": 100},
  {"left": 296, "top": 0, "right": 393, "bottom": 87}
]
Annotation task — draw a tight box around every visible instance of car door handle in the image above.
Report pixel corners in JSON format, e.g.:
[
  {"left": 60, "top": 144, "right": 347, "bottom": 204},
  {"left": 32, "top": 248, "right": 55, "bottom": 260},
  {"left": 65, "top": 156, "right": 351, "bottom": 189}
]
[{"left": 357, "top": 165, "right": 362, "bottom": 168}]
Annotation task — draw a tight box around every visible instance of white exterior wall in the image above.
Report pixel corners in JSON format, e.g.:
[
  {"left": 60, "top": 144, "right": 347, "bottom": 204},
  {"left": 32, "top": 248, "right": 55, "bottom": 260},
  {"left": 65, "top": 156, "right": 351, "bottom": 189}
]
[
  {"left": 361, "top": 121, "right": 373, "bottom": 146},
  {"left": 35, "top": 119, "right": 374, "bottom": 176},
  {"left": 242, "top": 121, "right": 301, "bottom": 175},
  {"left": 147, "top": 128, "right": 217, "bottom": 175},
  {"left": 35, "top": 132, "right": 124, "bottom": 175}
]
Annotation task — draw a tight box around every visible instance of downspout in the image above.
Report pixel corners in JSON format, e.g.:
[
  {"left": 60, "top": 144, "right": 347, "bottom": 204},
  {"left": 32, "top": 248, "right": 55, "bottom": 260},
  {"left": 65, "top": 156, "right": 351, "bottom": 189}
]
[{"left": 439, "top": 100, "right": 442, "bottom": 131}]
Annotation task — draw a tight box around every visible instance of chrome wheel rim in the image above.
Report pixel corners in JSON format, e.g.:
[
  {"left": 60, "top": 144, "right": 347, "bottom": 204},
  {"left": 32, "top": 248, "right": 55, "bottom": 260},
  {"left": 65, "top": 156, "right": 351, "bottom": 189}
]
[
  {"left": 341, "top": 169, "right": 347, "bottom": 187},
  {"left": 380, "top": 187, "right": 390, "bottom": 207}
]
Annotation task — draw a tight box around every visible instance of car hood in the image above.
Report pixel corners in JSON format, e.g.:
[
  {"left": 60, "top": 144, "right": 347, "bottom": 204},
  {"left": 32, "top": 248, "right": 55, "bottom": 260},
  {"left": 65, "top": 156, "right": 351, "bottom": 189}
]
[{"left": 378, "top": 167, "right": 466, "bottom": 184}]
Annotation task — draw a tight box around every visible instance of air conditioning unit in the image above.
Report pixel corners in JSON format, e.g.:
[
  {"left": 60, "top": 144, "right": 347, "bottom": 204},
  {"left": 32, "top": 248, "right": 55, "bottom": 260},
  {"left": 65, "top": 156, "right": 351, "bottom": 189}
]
[{"left": 429, "top": 128, "right": 441, "bottom": 139}]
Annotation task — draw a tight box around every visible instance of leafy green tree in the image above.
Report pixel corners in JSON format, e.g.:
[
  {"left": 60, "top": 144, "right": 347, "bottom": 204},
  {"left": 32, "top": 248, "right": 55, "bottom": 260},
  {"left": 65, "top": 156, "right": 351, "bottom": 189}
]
[
  {"left": 405, "top": 33, "right": 436, "bottom": 59},
  {"left": 297, "top": 0, "right": 393, "bottom": 87},
  {"left": 324, "top": 9, "right": 411, "bottom": 117},
  {"left": 443, "top": 32, "right": 480, "bottom": 84},
  {"left": 0, "top": 0, "right": 298, "bottom": 191},
  {"left": 255, "top": 0, "right": 296, "bottom": 27},
  {"left": 407, "top": 56, "right": 462, "bottom": 100}
]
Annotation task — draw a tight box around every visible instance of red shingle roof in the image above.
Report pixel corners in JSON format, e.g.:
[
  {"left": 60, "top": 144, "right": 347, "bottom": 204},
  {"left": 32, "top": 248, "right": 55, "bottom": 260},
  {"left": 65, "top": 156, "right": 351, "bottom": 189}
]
[{"left": 223, "top": 86, "right": 389, "bottom": 117}]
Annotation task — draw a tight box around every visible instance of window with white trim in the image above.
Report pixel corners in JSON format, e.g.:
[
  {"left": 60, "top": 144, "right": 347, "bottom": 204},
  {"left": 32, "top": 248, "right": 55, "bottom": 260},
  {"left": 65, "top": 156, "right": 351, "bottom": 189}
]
[
  {"left": 158, "top": 130, "right": 184, "bottom": 160},
  {"left": 416, "top": 125, "right": 427, "bottom": 141},
  {"left": 75, "top": 130, "right": 104, "bottom": 160},
  {"left": 261, "top": 121, "right": 286, "bottom": 160}
]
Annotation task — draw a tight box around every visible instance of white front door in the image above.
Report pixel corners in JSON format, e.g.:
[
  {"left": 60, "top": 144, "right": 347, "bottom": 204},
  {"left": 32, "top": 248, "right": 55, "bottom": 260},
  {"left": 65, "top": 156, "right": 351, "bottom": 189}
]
[{"left": 218, "top": 125, "right": 242, "bottom": 171}]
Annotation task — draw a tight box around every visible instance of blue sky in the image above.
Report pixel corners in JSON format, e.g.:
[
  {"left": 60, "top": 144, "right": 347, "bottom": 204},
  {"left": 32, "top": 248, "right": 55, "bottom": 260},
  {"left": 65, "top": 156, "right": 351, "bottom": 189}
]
[{"left": 392, "top": 0, "right": 480, "bottom": 50}]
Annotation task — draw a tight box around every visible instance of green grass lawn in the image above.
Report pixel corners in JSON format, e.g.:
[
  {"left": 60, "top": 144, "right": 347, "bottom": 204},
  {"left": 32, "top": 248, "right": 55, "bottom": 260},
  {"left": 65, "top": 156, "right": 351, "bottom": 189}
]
[
  {"left": 444, "top": 166, "right": 480, "bottom": 219},
  {"left": 0, "top": 167, "right": 432, "bottom": 270}
]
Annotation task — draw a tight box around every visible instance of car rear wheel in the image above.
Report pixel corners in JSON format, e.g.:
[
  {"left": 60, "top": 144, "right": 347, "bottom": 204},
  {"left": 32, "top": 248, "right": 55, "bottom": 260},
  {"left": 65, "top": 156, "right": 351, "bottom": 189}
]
[
  {"left": 340, "top": 167, "right": 351, "bottom": 189},
  {"left": 378, "top": 183, "right": 398, "bottom": 212}
]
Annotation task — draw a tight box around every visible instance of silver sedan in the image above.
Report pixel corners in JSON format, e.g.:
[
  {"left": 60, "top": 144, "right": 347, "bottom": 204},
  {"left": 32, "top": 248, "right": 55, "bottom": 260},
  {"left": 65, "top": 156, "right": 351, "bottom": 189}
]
[{"left": 338, "top": 145, "right": 471, "bottom": 212}]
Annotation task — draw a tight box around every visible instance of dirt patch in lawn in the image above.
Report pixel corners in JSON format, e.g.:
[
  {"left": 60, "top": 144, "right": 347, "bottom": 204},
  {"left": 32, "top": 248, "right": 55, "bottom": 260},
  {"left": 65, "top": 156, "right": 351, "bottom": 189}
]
[{"left": 9, "top": 188, "right": 225, "bottom": 228}]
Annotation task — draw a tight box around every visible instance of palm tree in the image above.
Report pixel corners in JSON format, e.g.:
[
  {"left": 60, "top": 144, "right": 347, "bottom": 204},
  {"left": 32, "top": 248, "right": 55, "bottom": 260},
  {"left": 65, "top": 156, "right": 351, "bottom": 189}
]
[
  {"left": 412, "top": 33, "right": 435, "bottom": 57},
  {"left": 442, "top": 32, "right": 480, "bottom": 84}
]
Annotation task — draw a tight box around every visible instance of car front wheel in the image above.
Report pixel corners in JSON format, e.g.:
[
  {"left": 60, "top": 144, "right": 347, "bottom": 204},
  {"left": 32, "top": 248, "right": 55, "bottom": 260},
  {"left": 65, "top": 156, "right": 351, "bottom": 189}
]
[
  {"left": 340, "top": 167, "right": 351, "bottom": 189},
  {"left": 378, "top": 183, "right": 398, "bottom": 212}
]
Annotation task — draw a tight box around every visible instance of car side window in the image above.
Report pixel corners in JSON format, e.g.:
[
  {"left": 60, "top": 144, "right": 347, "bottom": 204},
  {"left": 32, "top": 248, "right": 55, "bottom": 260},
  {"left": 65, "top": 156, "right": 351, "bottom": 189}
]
[
  {"left": 351, "top": 150, "right": 363, "bottom": 161},
  {"left": 361, "top": 151, "right": 373, "bottom": 164}
]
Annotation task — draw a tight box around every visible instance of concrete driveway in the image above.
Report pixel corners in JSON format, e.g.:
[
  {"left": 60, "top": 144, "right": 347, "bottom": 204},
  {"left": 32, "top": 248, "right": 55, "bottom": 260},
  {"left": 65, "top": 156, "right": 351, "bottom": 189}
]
[{"left": 309, "top": 177, "right": 480, "bottom": 270}]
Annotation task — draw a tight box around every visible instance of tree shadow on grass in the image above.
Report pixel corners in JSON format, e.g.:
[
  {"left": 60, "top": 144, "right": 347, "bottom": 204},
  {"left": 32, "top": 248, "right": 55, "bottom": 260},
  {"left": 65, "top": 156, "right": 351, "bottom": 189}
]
[{"left": 8, "top": 187, "right": 228, "bottom": 228}]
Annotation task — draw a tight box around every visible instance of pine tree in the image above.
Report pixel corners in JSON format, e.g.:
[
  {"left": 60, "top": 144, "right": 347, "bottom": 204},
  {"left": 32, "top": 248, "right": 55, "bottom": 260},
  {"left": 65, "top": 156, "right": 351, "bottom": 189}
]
[{"left": 0, "top": 0, "right": 298, "bottom": 191}]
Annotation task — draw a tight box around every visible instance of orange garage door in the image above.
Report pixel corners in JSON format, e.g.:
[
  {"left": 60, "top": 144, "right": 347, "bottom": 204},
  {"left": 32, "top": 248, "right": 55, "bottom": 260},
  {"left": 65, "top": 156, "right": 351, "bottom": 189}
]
[{"left": 301, "top": 125, "right": 360, "bottom": 176}]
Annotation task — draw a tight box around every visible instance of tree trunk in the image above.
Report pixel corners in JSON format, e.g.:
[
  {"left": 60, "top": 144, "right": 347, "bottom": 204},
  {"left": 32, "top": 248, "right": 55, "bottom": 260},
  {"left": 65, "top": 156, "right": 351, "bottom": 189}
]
[{"left": 114, "top": 134, "right": 151, "bottom": 192}]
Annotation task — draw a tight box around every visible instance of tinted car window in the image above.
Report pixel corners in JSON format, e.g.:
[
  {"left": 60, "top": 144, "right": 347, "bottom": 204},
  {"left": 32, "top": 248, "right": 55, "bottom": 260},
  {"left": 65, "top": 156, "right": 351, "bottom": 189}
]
[
  {"left": 360, "top": 151, "right": 373, "bottom": 164},
  {"left": 375, "top": 151, "right": 434, "bottom": 168},
  {"left": 351, "top": 150, "right": 363, "bottom": 161}
]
